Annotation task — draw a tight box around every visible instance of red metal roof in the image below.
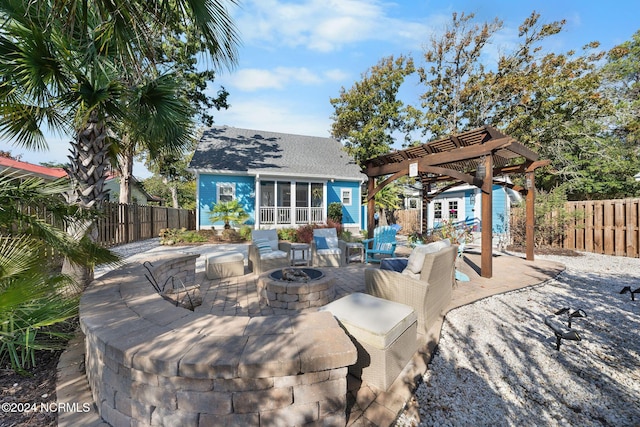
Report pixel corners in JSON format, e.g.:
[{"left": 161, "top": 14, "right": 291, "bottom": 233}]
[{"left": 0, "top": 157, "right": 67, "bottom": 179}]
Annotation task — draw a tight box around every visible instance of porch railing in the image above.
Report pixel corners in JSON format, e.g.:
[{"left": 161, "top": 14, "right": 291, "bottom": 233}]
[{"left": 260, "top": 206, "right": 324, "bottom": 226}]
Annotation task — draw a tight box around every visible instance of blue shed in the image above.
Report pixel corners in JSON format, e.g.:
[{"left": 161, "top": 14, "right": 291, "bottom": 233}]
[{"left": 402, "top": 178, "right": 522, "bottom": 234}]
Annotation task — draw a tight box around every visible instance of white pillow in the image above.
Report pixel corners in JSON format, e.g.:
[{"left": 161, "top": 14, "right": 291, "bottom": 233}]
[
  {"left": 254, "top": 238, "right": 272, "bottom": 254},
  {"left": 404, "top": 239, "right": 451, "bottom": 274}
]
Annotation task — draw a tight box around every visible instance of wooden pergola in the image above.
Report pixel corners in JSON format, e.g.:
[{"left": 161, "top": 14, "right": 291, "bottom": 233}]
[{"left": 364, "top": 125, "right": 550, "bottom": 278}]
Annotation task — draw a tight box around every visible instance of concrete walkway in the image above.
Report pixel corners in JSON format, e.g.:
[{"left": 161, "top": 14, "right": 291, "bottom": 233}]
[{"left": 57, "top": 242, "right": 564, "bottom": 426}]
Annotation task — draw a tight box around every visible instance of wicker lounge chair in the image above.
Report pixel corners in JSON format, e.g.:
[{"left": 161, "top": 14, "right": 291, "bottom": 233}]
[
  {"left": 248, "top": 229, "right": 291, "bottom": 274},
  {"left": 311, "top": 228, "right": 346, "bottom": 267},
  {"left": 364, "top": 243, "right": 457, "bottom": 335}
]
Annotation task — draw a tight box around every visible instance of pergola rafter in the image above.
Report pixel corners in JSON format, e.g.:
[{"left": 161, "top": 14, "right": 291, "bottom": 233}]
[{"left": 364, "top": 125, "right": 548, "bottom": 278}]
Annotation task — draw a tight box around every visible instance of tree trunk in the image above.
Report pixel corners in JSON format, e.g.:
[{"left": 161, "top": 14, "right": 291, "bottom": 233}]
[
  {"left": 163, "top": 176, "right": 180, "bottom": 208},
  {"left": 170, "top": 185, "right": 179, "bottom": 208},
  {"left": 63, "top": 116, "right": 111, "bottom": 291},
  {"left": 119, "top": 152, "right": 134, "bottom": 204}
]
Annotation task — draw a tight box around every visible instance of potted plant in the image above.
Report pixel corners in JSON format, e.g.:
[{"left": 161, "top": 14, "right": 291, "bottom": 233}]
[{"left": 209, "top": 200, "right": 249, "bottom": 229}]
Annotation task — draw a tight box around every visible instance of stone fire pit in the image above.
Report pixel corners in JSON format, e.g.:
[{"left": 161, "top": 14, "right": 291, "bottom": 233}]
[{"left": 258, "top": 267, "right": 336, "bottom": 310}]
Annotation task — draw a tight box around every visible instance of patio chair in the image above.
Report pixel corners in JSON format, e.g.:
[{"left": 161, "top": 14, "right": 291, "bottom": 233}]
[
  {"left": 248, "top": 229, "right": 291, "bottom": 274},
  {"left": 363, "top": 225, "right": 397, "bottom": 263},
  {"left": 311, "top": 228, "right": 346, "bottom": 267},
  {"left": 364, "top": 242, "right": 457, "bottom": 335}
]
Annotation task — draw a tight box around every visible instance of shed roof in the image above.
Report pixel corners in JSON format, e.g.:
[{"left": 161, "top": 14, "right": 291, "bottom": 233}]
[{"left": 189, "top": 126, "right": 364, "bottom": 181}]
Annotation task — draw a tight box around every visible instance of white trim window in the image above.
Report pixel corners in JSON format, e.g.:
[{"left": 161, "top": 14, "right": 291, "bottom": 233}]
[
  {"left": 341, "top": 188, "right": 352, "bottom": 206},
  {"left": 217, "top": 182, "right": 235, "bottom": 203},
  {"left": 406, "top": 197, "right": 420, "bottom": 210}
]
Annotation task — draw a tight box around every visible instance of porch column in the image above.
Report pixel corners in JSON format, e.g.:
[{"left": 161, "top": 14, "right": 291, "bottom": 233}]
[
  {"left": 254, "top": 176, "right": 260, "bottom": 229},
  {"left": 291, "top": 181, "right": 296, "bottom": 227},
  {"left": 367, "top": 178, "right": 375, "bottom": 238}
]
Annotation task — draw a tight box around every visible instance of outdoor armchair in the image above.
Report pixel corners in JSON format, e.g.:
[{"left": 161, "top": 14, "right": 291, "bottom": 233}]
[
  {"left": 364, "top": 243, "right": 457, "bottom": 335},
  {"left": 248, "top": 229, "right": 291, "bottom": 274},
  {"left": 362, "top": 225, "right": 398, "bottom": 263},
  {"left": 311, "top": 228, "right": 346, "bottom": 267}
]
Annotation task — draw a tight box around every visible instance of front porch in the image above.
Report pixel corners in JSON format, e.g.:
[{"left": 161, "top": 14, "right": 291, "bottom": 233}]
[{"left": 255, "top": 179, "right": 327, "bottom": 227}]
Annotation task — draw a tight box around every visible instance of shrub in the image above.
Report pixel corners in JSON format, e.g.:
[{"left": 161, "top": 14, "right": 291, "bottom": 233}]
[
  {"left": 433, "top": 219, "right": 474, "bottom": 244},
  {"left": 511, "top": 187, "right": 582, "bottom": 247},
  {"left": 0, "top": 175, "right": 116, "bottom": 374},
  {"left": 339, "top": 229, "right": 353, "bottom": 242},
  {"left": 296, "top": 224, "right": 316, "bottom": 243},
  {"left": 325, "top": 219, "right": 343, "bottom": 235},
  {"left": 295, "top": 221, "right": 344, "bottom": 243},
  {"left": 159, "top": 228, "right": 207, "bottom": 245},
  {"left": 239, "top": 225, "right": 253, "bottom": 241},
  {"left": 208, "top": 200, "right": 249, "bottom": 229},
  {"left": 328, "top": 202, "right": 343, "bottom": 223},
  {"left": 278, "top": 228, "right": 298, "bottom": 242},
  {"left": 221, "top": 228, "right": 241, "bottom": 242}
]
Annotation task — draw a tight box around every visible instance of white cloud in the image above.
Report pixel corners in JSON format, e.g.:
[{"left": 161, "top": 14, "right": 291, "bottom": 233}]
[
  {"left": 235, "top": 0, "right": 436, "bottom": 53},
  {"left": 212, "top": 98, "right": 332, "bottom": 138},
  {"left": 324, "top": 68, "right": 350, "bottom": 81},
  {"left": 225, "top": 66, "right": 339, "bottom": 91}
]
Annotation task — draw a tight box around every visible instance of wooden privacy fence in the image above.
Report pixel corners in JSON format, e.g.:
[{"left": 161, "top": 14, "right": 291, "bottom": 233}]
[
  {"left": 97, "top": 202, "right": 195, "bottom": 247},
  {"left": 511, "top": 198, "right": 640, "bottom": 258},
  {"left": 564, "top": 198, "right": 640, "bottom": 258}
]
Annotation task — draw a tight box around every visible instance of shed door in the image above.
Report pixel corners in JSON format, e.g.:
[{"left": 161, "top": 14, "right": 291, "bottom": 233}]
[{"left": 430, "top": 197, "right": 464, "bottom": 228}]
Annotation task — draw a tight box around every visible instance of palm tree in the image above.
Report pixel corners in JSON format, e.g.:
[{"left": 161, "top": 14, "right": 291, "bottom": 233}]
[
  {"left": 0, "top": 0, "right": 239, "bottom": 285},
  {"left": 0, "top": 174, "right": 118, "bottom": 372},
  {"left": 209, "top": 200, "right": 249, "bottom": 229}
]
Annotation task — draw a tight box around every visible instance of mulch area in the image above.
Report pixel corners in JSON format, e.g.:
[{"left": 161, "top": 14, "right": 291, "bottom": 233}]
[
  {"left": 0, "top": 349, "right": 61, "bottom": 427},
  {"left": 506, "top": 245, "right": 583, "bottom": 257}
]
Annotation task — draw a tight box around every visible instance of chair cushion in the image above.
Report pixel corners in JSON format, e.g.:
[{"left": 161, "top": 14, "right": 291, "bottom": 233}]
[
  {"left": 320, "top": 293, "right": 416, "bottom": 350},
  {"left": 401, "top": 270, "right": 421, "bottom": 279},
  {"left": 314, "top": 236, "right": 329, "bottom": 249},
  {"left": 404, "top": 239, "right": 451, "bottom": 274},
  {"left": 260, "top": 250, "right": 288, "bottom": 260},
  {"left": 380, "top": 258, "right": 408, "bottom": 272},
  {"left": 254, "top": 238, "right": 272, "bottom": 254},
  {"left": 317, "top": 248, "right": 341, "bottom": 255},
  {"left": 207, "top": 252, "right": 244, "bottom": 263},
  {"left": 252, "top": 229, "right": 279, "bottom": 251},
  {"left": 325, "top": 237, "right": 339, "bottom": 249}
]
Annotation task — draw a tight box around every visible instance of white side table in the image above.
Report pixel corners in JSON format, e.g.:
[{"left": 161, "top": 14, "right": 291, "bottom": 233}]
[
  {"left": 345, "top": 242, "right": 364, "bottom": 264},
  {"left": 290, "top": 243, "right": 311, "bottom": 266}
]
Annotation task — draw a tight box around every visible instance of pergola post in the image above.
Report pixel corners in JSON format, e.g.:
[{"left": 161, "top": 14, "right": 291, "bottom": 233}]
[
  {"left": 367, "top": 178, "right": 375, "bottom": 238},
  {"left": 480, "top": 154, "right": 493, "bottom": 278},
  {"left": 525, "top": 170, "right": 535, "bottom": 261}
]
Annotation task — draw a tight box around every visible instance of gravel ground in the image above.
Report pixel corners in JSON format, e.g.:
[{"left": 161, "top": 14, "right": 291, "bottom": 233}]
[{"left": 395, "top": 252, "right": 640, "bottom": 427}]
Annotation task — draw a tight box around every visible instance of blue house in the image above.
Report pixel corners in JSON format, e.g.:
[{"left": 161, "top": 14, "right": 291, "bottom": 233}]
[{"left": 188, "top": 126, "right": 366, "bottom": 232}]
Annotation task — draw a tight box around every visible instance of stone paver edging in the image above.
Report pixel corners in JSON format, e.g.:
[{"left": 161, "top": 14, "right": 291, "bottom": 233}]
[{"left": 78, "top": 251, "right": 357, "bottom": 426}]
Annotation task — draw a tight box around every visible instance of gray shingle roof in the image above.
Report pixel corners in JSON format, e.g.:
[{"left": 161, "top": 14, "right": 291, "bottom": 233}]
[{"left": 189, "top": 126, "right": 364, "bottom": 180}]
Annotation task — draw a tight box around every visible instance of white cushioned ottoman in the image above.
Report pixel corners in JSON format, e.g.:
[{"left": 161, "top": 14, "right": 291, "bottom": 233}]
[
  {"left": 205, "top": 251, "right": 245, "bottom": 280},
  {"left": 319, "top": 292, "right": 418, "bottom": 391}
]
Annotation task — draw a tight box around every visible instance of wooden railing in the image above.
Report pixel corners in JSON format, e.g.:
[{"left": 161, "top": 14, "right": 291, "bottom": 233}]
[
  {"left": 260, "top": 206, "right": 324, "bottom": 226},
  {"left": 96, "top": 202, "right": 195, "bottom": 247}
]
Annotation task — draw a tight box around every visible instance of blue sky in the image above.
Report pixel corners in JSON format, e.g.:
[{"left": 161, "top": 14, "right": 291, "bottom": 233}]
[{"left": 2, "top": 0, "right": 639, "bottom": 177}]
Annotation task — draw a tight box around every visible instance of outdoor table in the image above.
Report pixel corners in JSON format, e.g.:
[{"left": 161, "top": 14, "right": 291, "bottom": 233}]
[
  {"left": 345, "top": 242, "right": 364, "bottom": 264},
  {"left": 290, "top": 242, "right": 311, "bottom": 266}
]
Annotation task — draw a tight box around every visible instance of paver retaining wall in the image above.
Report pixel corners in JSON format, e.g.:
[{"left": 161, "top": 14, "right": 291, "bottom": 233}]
[{"left": 80, "top": 252, "right": 358, "bottom": 426}]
